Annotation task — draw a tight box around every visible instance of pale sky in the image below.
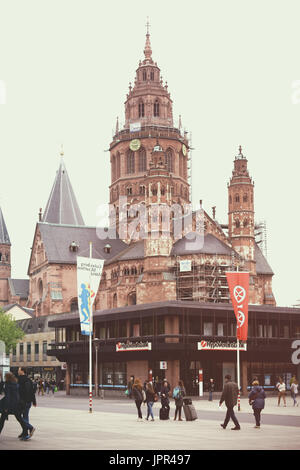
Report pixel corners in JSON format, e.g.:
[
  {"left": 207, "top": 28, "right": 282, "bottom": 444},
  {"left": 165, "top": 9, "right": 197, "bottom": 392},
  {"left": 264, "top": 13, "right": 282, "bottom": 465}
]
[{"left": 0, "top": 0, "right": 300, "bottom": 307}]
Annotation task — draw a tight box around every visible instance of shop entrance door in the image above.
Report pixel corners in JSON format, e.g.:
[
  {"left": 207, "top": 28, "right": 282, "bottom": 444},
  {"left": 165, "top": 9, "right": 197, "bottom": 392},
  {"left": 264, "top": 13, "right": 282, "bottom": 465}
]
[{"left": 180, "top": 360, "right": 202, "bottom": 396}]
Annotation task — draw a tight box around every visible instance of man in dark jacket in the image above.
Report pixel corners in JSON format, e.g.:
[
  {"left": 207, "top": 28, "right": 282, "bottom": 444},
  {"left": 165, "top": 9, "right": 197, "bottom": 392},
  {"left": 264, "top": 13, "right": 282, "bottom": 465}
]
[
  {"left": 17, "top": 367, "right": 36, "bottom": 439},
  {"left": 219, "top": 374, "right": 240, "bottom": 430}
]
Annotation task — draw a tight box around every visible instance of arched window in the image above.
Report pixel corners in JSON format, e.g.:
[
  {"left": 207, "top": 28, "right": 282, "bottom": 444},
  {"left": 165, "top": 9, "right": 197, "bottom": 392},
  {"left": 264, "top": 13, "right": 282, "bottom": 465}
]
[
  {"left": 126, "top": 186, "right": 132, "bottom": 196},
  {"left": 165, "top": 148, "right": 174, "bottom": 172},
  {"left": 138, "top": 148, "right": 146, "bottom": 172},
  {"left": 38, "top": 279, "right": 43, "bottom": 300},
  {"left": 131, "top": 266, "right": 137, "bottom": 275},
  {"left": 139, "top": 185, "right": 146, "bottom": 195},
  {"left": 138, "top": 102, "right": 144, "bottom": 118},
  {"left": 150, "top": 70, "right": 154, "bottom": 80},
  {"left": 128, "top": 292, "right": 136, "bottom": 306},
  {"left": 243, "top": 194, "right": 248, "bottom": 202},
  {"left": 235, "top": 219, "right": 240, "bottom": 228},
  {"left": 126, "top": 150, "right": 135, "bottom": 174},
  {"left": 116, "top": 152, "right": 120, "bottom": 179},
  {"left": 152, "top": 184, "right": 157, "bottom": 196},
  {"left": 70, "top": 298, "right": 78, "bottom": 312},
  {"left": 154, "top": 99, "right": 159, "bottom": 117},
  {"left": 235, "top": 194, "right": 240, "bottom": 203},
  {"left": 113, "top": 293, "right": 117, "bottom": 308},
  {"left": 243, "top": 218, "right": 248, "bottom": 227},
  {"left": 142, "top": 70, "right": 147, "bottom": 81}
]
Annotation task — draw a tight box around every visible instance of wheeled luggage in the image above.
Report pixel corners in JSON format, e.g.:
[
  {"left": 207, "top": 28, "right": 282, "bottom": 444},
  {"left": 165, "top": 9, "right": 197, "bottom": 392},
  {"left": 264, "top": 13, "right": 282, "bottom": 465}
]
[
  {"left": 183, "top": 398, "right": 197, "bottom": 421},
  {"left": 160, "top": 406, "right": 170, "bottom": 420}
]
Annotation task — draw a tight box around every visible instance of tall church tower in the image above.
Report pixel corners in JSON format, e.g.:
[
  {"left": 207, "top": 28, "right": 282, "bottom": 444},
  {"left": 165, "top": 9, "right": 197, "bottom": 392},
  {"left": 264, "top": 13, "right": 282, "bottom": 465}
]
[
  {"left": 228, "top": 146, "right": 256, "bottom": 274},
  {"left": 0, "top": 207, "right": 11, "bottom": 306},
  {"left": 109, "top": 24, "right": 190, "bottom": 240}
]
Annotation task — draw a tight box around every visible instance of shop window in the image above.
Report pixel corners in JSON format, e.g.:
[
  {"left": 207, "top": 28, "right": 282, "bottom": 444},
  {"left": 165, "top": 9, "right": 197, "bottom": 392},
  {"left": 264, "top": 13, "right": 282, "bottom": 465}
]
[
  {"left": 119, "top": 320, "right": 127, "bottom": 338},
  {"left": 102, "top": 362, "right": 127, "bottom": 388},
  {"left": 107, "top": 321, "right": 116, "bottom": 339},
  {"left": 142, "top": 317, "right": 154, "bottom": 336},
  {"left": 157, "top": 316, "right": 165, "bottom": 335},
  {"left": 203, "top": 322, "right": 213, "bottom": 336},
  {"left": 217, "top": 323, "right": 225, "bottom": 336}
]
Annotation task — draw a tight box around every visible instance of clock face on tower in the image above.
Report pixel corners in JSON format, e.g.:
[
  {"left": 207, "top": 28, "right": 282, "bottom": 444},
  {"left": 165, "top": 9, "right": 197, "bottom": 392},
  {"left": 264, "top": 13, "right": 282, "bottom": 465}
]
[
  {"left": 129, "top": 139, "right": 141, "bottom": 151},
  {"left": 182, "top": 144, "right": 187, "bottom": 156}
]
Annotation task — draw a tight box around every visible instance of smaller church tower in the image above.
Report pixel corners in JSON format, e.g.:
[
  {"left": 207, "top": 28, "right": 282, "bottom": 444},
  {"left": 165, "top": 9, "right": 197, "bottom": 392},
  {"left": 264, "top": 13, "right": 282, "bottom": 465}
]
[
  {"left": 228, "top": 146, "right": 256, "bottom": 274},
  {"left": 0, "top": 207, "right": 11, "bottom": 306}
]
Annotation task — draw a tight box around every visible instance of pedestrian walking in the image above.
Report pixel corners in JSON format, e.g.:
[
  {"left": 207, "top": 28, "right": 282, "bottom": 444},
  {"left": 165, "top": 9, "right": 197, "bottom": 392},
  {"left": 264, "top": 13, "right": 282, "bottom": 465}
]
[
  {"left": 154, "top": 377, "right": 162, "bottom": 397},
  {"left": 208, "top": 378, "right": 215, "bottom": 401},
  {"left": 144, "top": 382, "right": 156, "bottom": 421},
  {"left": 38, "top": 379, "right": 44, "bottom": 396},
  {"left": 132, "top": 378, "right": 144, "bottom": 421},
  {"left": 219, "top": 374, "right": 241, "bottom": 430},
  {"left": 0, "top": 372, "right": 31, "bottom": 441},
  {"left": 17, "top": 367, "right": 36, "bottom": 440},
  {"left": 172, "top": 380, "right": 186, "bottom": 421},
  {"left": 248, "top": 380, "right": 266, "bottom": 428},
  {"left": 290, "top": 381, "right": 299, "bottom": 406},
  {"left": 127, "top": 375, "right": 134, "bottom": 399},
  {"left": 276, "top": 378, "right": 287, "bottom": 407},
  {"left": 50, "top": 379, "right": 56, "bottom": 395},
  {"left": 160, "top": 379, "right": 170, "bottom": 419}
]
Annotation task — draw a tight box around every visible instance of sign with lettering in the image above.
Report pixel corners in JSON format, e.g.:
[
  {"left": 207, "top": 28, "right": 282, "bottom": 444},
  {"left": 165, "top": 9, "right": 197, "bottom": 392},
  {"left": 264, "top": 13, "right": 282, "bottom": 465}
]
[
  {"left": 291, "top": 339, "right": 300, "bottom": 365},
  {"left": 198, "top": 340, "right": 247, "bottom": 351},
  {"left": 116, "top": 341, "right": 152, "bottom": 352},
  {"left": 180, "top": 260, "right": 192, "bottom": 272}
]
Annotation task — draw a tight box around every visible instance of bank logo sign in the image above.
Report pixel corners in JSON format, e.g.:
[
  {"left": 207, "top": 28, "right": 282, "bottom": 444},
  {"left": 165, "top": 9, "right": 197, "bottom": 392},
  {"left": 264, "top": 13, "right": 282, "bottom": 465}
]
[{"left": 198, "top": 340, "right": 247, "bottom": 351}]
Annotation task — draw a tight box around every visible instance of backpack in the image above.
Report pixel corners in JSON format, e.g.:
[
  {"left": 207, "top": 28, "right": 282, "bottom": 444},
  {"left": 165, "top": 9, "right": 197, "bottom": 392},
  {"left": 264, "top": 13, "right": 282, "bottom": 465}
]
[{"left": 172, "top": 386, "right": 181, "bottom": 399}]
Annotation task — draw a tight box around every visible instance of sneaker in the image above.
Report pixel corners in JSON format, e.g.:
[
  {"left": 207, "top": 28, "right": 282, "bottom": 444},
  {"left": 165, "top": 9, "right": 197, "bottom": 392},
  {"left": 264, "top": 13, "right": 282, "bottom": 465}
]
[
  {"left": 20, "top": 435, "right": 31, "bottom": 441},
  {"left": 254, "top": 425, "right": 260, "bottom": 428},
  {"left": 30, "top": 427, "right": 36, "bottom": 437},
  {"left": 231, "top": 426, "right": 241, "bottom": 430},
  {"left": 18, "top": 434, "right": 26, "bottom": 439}
]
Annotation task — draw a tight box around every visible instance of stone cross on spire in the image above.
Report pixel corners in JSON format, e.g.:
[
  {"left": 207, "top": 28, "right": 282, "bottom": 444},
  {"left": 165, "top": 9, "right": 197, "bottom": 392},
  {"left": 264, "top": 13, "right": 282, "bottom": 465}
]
[{"left": 144, "top": 17, "right": 152, "bottom": 62}]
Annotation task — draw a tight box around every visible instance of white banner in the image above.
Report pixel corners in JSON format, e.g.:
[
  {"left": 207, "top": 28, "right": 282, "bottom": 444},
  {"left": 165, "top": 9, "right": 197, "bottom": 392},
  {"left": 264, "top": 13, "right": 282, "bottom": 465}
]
[
  {"left": 130, "top": 122, "right": 141, "bottom": 132},
  {"left": 77, "top": 256, "right": 104, "bottom": 336}
]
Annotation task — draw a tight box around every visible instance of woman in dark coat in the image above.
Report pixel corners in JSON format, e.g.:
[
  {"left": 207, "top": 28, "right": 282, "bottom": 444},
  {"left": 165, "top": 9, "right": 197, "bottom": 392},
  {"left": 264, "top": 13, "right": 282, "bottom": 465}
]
[
  {"left": 173, "top": 380, "right": 186, "bottom": 421},
  {"left": 0, "top": 372, "right": 31, "bottom": 440},
  {"left": 248, "top": 380, "right": 266, "bottom": 428},
  {"left": 132, "top": 378, "right": 144, "bottom": 421},
  {"left": 160, "top": 380, "right": 170, "bottom": 416}
]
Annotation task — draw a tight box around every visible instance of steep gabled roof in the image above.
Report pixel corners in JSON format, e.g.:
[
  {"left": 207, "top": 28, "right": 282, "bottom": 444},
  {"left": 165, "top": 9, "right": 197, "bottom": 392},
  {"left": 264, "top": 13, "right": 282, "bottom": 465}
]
[
  {"left": 34, "top": 223, "right": 127, "bottom": 265},
  {"left": 42, "top": 159, "right": 85, "bottom": 226},
  {"left": 8, "top": 279, "right": 29, "bottom": 299},
  {"left": 0, "top": 207, "right": 11, "bottom": 245}
]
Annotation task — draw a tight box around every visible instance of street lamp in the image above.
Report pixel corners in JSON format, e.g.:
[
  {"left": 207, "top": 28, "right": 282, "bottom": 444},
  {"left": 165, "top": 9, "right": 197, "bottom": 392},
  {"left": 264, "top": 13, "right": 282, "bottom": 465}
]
[{"left": 93, "top": 338, "right": 100, "bottom": 397}]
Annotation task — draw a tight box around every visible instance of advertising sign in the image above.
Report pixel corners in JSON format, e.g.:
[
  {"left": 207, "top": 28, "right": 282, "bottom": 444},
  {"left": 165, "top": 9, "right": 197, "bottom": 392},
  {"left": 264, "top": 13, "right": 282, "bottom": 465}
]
[
  {"left": 77, "top": 256, "right": 104, "bottom": 336},
  {"left": 198, "top": 340, "right": 247, "bottom": 351},
  {"left": 116, "top": 341, "right": 152, "bottom": 352}
]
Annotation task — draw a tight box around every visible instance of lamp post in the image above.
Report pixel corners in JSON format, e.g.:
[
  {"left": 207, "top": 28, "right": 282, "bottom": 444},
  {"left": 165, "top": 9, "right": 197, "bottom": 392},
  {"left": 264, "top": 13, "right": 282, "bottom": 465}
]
[{"left": 93, "top": 338, "right": 100, "bottom": 397}]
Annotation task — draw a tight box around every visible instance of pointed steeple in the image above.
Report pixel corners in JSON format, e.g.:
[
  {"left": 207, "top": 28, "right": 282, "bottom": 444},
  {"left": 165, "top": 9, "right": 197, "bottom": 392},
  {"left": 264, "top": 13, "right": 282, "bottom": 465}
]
[
  {"left": 143, "top": 17, "right": 153, "bottom": 63},
  {"left": 0, "top": 207, "right": 11, "bottom": 245},
  {"left": 42, "top": 153, "right": 85, "bottom": 226}
]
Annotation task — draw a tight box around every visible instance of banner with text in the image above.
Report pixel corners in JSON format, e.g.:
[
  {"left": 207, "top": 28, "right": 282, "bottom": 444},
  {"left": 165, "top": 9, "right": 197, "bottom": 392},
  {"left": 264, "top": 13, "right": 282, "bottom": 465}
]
[
  {"left": 77, "top": 256, "right": 104, "bottom": 336},
  {"left": 226, "top": 271, "right": 249, "bottom": 342}
]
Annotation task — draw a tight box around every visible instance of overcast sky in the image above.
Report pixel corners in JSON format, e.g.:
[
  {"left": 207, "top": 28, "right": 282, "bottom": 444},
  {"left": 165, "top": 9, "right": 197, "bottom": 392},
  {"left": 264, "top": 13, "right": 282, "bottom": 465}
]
[{"left": 0, "top": 0, "right": 300, "bottom": 307}]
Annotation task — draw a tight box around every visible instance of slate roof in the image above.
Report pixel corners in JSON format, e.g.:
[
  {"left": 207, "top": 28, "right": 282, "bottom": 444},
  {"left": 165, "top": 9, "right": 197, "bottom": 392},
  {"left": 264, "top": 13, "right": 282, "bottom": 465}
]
[
  {"left": 2, "top": 303, "right": 34, "bottom": 316},
  {"left": 104, "top": 240, "right": 145, "bottom": 265},
  {"left": 171, "top": 232, "right": 234, "bottom": 256},
  {"left": 42, "top": 159, "right": 85, "bottom": 226},
  {"left": 0, "top": 207, "right": 11, "bottom": 245},
  {"left": 37, "top": 223, "right": 128, "bottom": 265},
  {"left": 8, "top": 279, "right": 29, "bottom": 299},
  {"left": 254, "top": 243, "right": 274, "bottom": 275}
]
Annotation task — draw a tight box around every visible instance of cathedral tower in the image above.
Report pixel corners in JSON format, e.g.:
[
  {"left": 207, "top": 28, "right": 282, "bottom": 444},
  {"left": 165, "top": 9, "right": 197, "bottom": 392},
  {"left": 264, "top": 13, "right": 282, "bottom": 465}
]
[
  {"left": 228, "top": 146, "right": 256, "bottom": 274},
  {"left": 109, "top": 24, "right": 190, "bottom": 239},
  {"left": 0, "top": 207, "right": 11, "bottom": 306}
]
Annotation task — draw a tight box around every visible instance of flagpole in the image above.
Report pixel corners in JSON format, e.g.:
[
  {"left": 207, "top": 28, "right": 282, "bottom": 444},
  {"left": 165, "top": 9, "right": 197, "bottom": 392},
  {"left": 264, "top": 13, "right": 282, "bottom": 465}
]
[
  {"left": 89, "top": 241, "right": 93, "bottom": 413},
  {"left": 236, "top": 264, "right": 241, "bottom": 411}
]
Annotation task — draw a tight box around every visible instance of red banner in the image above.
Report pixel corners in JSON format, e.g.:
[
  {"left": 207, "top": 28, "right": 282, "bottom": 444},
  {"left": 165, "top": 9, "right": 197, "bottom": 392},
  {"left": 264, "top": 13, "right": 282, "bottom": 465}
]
[{"left": 226, "top": 272, "right": 249, "bottom": 341}]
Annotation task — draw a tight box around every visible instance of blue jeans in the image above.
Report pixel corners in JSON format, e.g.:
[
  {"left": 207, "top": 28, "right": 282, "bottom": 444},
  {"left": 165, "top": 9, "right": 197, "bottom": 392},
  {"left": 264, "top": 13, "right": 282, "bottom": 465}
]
[
  {"left": 21, "top": 402, "right": 33, "bottom": 435},
  {"left": 147, "top": 402, "right": 154, "bottom": 419}
]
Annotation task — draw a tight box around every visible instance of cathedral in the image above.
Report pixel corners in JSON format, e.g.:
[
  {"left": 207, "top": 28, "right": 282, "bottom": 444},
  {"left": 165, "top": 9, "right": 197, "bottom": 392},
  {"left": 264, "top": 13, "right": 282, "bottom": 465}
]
[{"left": 2, "top": 27, "right": 297, "bottom": 395}]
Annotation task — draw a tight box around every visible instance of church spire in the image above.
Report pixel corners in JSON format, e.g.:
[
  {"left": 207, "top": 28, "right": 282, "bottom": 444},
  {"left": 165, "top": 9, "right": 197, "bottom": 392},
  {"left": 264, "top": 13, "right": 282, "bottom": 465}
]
[
  {"left": 42, "top": 152, "right": 85, "bottom": 226},
  {"left": 143, "top": 17, "right": 152, "bottom": 62},
  {"left": 0, "top": 207, "right": 11, "bottom": 245}
]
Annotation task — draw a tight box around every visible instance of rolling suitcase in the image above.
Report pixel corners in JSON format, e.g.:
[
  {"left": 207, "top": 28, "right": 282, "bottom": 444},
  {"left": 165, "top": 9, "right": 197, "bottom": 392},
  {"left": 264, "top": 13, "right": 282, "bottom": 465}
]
[
  {"left": 183, "top": 398, "right": 197, "bottom": 421},
  {"left": 160, "top": 406, "right": 170, "bottom": 420}
]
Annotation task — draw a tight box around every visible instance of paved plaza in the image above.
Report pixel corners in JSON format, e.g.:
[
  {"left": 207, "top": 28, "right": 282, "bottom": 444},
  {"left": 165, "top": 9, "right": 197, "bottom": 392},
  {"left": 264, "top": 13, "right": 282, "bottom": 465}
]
[{"left": 0, "top": 392, "right": 299, "bottom": 451}]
